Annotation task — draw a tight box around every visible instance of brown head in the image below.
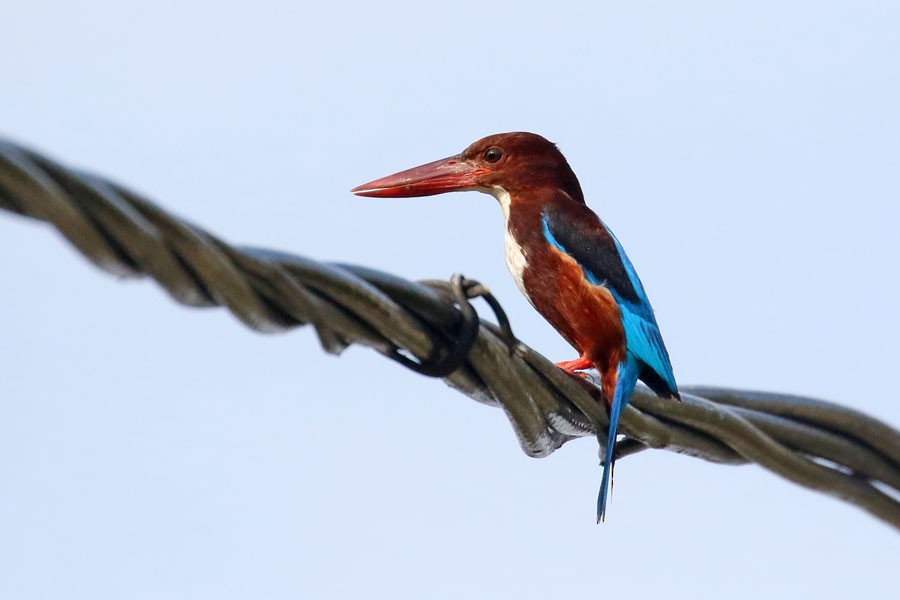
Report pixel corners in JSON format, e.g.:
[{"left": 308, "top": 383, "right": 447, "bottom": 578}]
[{"left": 351, "top": 132, "right": 584, "bottom": 204}]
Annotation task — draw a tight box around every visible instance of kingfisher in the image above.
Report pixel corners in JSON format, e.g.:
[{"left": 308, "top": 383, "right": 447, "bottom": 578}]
[{"left": 352, "top": 132, "right": 679, "bottom": 522}]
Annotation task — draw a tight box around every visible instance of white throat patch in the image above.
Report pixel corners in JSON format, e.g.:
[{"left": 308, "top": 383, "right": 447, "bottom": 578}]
[{"left": 488, "top": 186, "right": 529, "bottom": 298}]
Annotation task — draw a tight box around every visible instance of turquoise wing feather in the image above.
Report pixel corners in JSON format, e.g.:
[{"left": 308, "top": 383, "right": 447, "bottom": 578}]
[{"left": 541, "top": 210, "right": 677, "bottom": 395}]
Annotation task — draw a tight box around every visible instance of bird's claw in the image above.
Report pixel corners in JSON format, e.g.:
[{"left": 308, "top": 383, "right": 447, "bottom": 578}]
[{"left": 555, "top": 355, "right": 593, "bottom": 374}]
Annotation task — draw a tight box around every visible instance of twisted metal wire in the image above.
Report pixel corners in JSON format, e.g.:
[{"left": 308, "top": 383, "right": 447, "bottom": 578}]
[{"left": 2, "top": 137, "right": 899, "bottom": 529}]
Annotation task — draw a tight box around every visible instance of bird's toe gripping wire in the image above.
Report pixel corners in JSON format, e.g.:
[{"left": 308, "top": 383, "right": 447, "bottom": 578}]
[{"left": 555, "top": 355, "right": 594, "bottom": 375}]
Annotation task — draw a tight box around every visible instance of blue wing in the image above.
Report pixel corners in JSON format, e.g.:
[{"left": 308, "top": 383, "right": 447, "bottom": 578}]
[{"left": 541, "top": 207, "right": 677, "bottom": 396}]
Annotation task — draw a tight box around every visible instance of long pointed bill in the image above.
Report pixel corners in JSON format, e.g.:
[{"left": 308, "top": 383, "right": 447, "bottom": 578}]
[{"left": 351, "top": 155, "right": 486, "bottom": 198}]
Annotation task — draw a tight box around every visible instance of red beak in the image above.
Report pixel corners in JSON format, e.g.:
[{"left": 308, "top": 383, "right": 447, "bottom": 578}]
[{"left": 351, "top": 155, "right": 486, "bottom": 198}]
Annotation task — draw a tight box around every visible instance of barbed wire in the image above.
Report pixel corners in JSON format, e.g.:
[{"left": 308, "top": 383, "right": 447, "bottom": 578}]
[{"left": 2, "top": 137, "right": 899, "bottom": 529}]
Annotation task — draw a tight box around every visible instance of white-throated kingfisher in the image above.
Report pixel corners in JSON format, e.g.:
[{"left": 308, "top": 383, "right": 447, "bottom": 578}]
[{"left": 352, "top": 132, "right": 679, "bottom": 522}]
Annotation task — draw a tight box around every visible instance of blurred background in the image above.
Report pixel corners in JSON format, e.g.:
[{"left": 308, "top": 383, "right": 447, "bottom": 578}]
[{"left": 1, "top": 2, "right": 898, "bottom": 598}]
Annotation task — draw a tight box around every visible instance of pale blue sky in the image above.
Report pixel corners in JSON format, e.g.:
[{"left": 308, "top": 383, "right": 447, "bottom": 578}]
[{"left": 1, "top": 2, "right": 899, "bottom": 598}]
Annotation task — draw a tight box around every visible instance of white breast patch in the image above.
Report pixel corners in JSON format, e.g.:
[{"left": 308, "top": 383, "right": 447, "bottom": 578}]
[
  {"left": 492, "top": 186, "right": 530, "bottom": 300},
  {"left": 504, "top": 227, "right": 528, "bottom": 297}
]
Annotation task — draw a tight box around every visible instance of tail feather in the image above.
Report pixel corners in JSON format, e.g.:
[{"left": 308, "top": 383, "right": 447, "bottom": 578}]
[
  {"left": 597, "top": 397, "right": 623, "bottom": 522},
  {"left": 597, "top": 355, "right": 640, "bottom": 523}
]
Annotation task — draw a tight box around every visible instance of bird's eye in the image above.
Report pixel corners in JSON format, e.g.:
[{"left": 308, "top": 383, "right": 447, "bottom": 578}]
[{"left": 484, "top": 147, "right": 503, "bottom": 163}]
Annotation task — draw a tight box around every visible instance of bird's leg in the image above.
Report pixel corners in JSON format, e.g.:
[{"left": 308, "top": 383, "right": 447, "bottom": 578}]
[{"left": 555, "top": 354, "right": 593, "bottom": 374}]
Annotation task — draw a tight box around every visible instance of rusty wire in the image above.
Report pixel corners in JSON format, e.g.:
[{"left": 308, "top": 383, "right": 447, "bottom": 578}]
[{"left": 2, "top": 137, "right": 899, "bottom": 530}]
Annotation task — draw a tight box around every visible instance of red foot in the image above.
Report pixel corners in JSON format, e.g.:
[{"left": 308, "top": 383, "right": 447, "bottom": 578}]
[{"left": 555, "top": 355, "right": 593, "bottom": 374}]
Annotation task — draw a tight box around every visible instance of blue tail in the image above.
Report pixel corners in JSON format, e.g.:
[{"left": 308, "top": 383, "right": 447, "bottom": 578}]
[{"left": 597, "top": 354, "right": 640, "bottom": 523}]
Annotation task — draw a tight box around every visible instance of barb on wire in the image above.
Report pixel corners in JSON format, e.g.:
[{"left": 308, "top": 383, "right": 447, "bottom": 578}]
[{"left": 2, "top": 137, "right": 899, "bottom": 530}]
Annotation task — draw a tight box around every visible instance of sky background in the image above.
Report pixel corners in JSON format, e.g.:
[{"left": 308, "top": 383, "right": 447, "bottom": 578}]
[{"left": 2, "top": 1, "right": 899, "bottom": 598}]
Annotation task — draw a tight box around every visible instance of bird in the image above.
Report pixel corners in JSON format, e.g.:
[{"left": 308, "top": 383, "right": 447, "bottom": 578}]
[{"left": 352, "top": 132, "right": 679, "bottom": 522}]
